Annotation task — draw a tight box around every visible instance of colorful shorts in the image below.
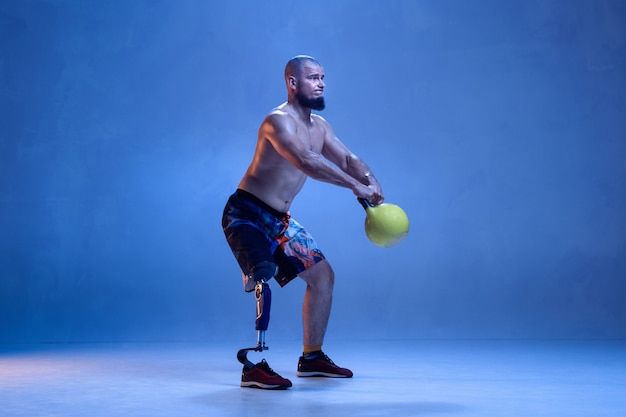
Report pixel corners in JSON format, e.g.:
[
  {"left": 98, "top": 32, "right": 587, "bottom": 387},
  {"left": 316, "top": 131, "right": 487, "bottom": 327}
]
[{"left": 222, "top": 189, "right": 325, "bottom": 288}]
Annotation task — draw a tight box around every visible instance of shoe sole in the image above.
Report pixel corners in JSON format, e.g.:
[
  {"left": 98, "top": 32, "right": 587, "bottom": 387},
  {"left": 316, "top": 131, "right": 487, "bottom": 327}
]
[
  {"left": 241, "top": 381, "right": 292, "bottom": 390},
  {"left": 296, "top": 371, "right": 352, "bottom": 378}
]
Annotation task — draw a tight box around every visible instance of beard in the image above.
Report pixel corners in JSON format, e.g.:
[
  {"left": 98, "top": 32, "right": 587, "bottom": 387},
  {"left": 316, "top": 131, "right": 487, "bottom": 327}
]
[{"left": 296, "top": 92, "right": 325, "bottom": 111}]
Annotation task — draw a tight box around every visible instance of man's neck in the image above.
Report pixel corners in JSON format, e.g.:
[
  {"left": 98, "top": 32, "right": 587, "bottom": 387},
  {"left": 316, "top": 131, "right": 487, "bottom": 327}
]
[{"left": 288, "top": 100, "right": 312, "bottom": 123}]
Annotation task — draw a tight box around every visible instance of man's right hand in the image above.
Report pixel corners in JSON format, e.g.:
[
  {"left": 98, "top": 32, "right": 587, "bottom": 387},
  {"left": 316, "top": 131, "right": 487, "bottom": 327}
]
[{"left": 354, "top": 183, "right": 384, "bottom": 206}]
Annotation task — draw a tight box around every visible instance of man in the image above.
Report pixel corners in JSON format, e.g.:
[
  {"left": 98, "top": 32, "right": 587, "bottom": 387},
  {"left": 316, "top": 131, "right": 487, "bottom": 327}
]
[{"left": 222, "top": 55, "right": 384, "bottom": 389}]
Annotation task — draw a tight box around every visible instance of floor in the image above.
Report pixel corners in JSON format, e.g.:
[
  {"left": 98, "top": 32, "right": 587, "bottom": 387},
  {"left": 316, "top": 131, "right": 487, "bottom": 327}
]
[{"left": 1, "top": 339, "right": 624, "bottom": 417}]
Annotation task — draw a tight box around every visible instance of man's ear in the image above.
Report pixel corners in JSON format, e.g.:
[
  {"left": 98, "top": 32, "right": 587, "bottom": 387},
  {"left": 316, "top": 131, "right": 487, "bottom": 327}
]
[{"left": 288, "top": 76, "right": 297, "bottom": 89}]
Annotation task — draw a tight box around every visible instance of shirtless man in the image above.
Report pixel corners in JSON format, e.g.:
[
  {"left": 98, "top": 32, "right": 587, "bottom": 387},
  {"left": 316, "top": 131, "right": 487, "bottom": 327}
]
[{"left": 222, "top": 55, "right": 384, "bottom": 389}]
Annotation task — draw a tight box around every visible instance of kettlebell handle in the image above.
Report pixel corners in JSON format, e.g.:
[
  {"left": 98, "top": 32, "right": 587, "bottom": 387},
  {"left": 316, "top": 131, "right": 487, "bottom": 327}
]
[{"left": 357, "top": 198, "right": 374, "bottom": 210}]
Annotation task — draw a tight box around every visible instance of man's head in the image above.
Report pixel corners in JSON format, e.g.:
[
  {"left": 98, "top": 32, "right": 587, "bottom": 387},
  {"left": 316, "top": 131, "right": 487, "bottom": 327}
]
[{"left": 284, "top": 55, "right": 325, "bottom": 111}]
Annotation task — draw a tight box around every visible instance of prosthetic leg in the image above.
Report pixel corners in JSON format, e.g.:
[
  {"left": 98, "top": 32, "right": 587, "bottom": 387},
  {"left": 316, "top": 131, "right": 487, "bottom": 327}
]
[{"left": 237, "top": 262, "right": 276, "bottom": 368}]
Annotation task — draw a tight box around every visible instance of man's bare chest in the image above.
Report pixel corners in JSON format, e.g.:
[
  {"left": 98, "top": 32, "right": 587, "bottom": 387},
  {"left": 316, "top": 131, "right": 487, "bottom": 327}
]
[{"left": 296, "top": 123, "right": 324, "bottom": 152}]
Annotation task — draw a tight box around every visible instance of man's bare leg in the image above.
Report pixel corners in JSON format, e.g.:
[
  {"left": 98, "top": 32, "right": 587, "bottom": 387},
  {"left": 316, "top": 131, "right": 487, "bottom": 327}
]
[
  {"left": 297, "top": 259, "right": 353, "bottom": 377},
  {"left": 299, "top": 259, "right": 334, "bottom": 348}
]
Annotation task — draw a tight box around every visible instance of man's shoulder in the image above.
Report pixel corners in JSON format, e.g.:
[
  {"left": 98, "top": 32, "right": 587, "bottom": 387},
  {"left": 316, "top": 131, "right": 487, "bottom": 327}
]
[
  {"left": 269, "top": 102, "right": 292, "bottom": 117},
  {"left": 263, "top": 107, "right": 296, "bottom": 130},
  {"left": 267, "top": 107, "right": 290, "bottom": 118},
  {"left": 311, "top": 113, "right": 329, "bottom": 125}
]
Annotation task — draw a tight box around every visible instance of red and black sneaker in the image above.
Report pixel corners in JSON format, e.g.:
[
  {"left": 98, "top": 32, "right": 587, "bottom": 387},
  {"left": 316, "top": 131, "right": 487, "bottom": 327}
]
[
  {"left": 297, "top": 351, "right": 353, "bottom": 378},
  {"left": 241, "top": 359, "right": 292, "bottom": 390}
]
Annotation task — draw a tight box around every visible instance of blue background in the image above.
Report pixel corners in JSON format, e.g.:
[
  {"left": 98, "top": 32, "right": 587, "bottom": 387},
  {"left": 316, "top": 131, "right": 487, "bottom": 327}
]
[{"left": 1, "top": 0, "right": 625, "bottom": 343}]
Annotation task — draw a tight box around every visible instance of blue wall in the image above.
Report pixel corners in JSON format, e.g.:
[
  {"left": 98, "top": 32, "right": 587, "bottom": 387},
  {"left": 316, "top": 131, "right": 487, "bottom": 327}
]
[{"left": 1, "top": 0, "right": 625, "bottom": 343}]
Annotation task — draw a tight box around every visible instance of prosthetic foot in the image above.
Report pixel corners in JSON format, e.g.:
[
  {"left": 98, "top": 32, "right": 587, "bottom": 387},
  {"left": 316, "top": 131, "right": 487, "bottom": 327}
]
[{"left": 237, "top": 262, "right": 276, "bottom": 368}]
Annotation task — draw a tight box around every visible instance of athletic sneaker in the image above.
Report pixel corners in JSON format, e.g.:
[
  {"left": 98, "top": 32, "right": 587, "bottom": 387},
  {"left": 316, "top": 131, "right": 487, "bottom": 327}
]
[
  {"left": 241, "top": 359, "right": 292, "bottom": 389},
  {"left": 297, "top": 351, "right": 353, "bottom": 378}
]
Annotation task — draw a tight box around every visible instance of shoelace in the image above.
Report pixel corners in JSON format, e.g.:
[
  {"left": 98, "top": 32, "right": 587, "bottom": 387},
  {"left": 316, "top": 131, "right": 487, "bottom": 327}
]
[
  {"left": 258, "top": 359, "right": 278, "bottom": 375},
  {"left": 320, "top": 352, "right": 337, "bottom": 366}
]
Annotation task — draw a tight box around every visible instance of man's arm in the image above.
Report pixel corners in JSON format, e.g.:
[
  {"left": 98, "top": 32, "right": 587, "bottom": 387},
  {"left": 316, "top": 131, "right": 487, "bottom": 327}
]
[
  {"left": 318, "top": 117, "right": 384, "bottom": 204},
  {"left": 262, "top": 112, "right": 383, "bottom": 204}
]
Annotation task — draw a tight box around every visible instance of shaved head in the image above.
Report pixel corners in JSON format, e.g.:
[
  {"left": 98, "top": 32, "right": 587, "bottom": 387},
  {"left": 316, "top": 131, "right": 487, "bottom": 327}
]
[{"left": 284, "top": 55, "right": 322, "bottom": 80}]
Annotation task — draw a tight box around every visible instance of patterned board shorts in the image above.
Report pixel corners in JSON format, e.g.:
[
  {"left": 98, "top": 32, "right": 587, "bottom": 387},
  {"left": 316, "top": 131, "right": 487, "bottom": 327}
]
[{"left": 222, "top": 189, "right": 325, "bottom": 288}]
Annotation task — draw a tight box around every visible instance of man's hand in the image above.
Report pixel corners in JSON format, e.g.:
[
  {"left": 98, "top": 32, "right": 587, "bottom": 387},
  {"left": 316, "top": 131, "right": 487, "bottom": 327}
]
[{"left": 354, "top": 183, "right": 384, "bottom": 206}]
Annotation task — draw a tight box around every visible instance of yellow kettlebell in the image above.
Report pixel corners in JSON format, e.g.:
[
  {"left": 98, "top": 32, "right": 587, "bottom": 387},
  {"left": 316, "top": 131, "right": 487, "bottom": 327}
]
[{"left": 358, "top": 198, "right": 409, "bottom": 248}]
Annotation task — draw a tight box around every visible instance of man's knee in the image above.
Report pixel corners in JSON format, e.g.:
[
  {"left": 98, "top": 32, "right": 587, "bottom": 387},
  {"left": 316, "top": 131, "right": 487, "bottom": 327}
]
[{"left": 301, "top": 260, "right": 334, "bottom": 291}]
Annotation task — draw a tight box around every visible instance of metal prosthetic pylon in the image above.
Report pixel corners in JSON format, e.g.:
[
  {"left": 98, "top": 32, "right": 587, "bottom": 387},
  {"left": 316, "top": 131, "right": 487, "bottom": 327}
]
[{"left": 237, "top": 281, "right": 271, "bottom": 368}]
